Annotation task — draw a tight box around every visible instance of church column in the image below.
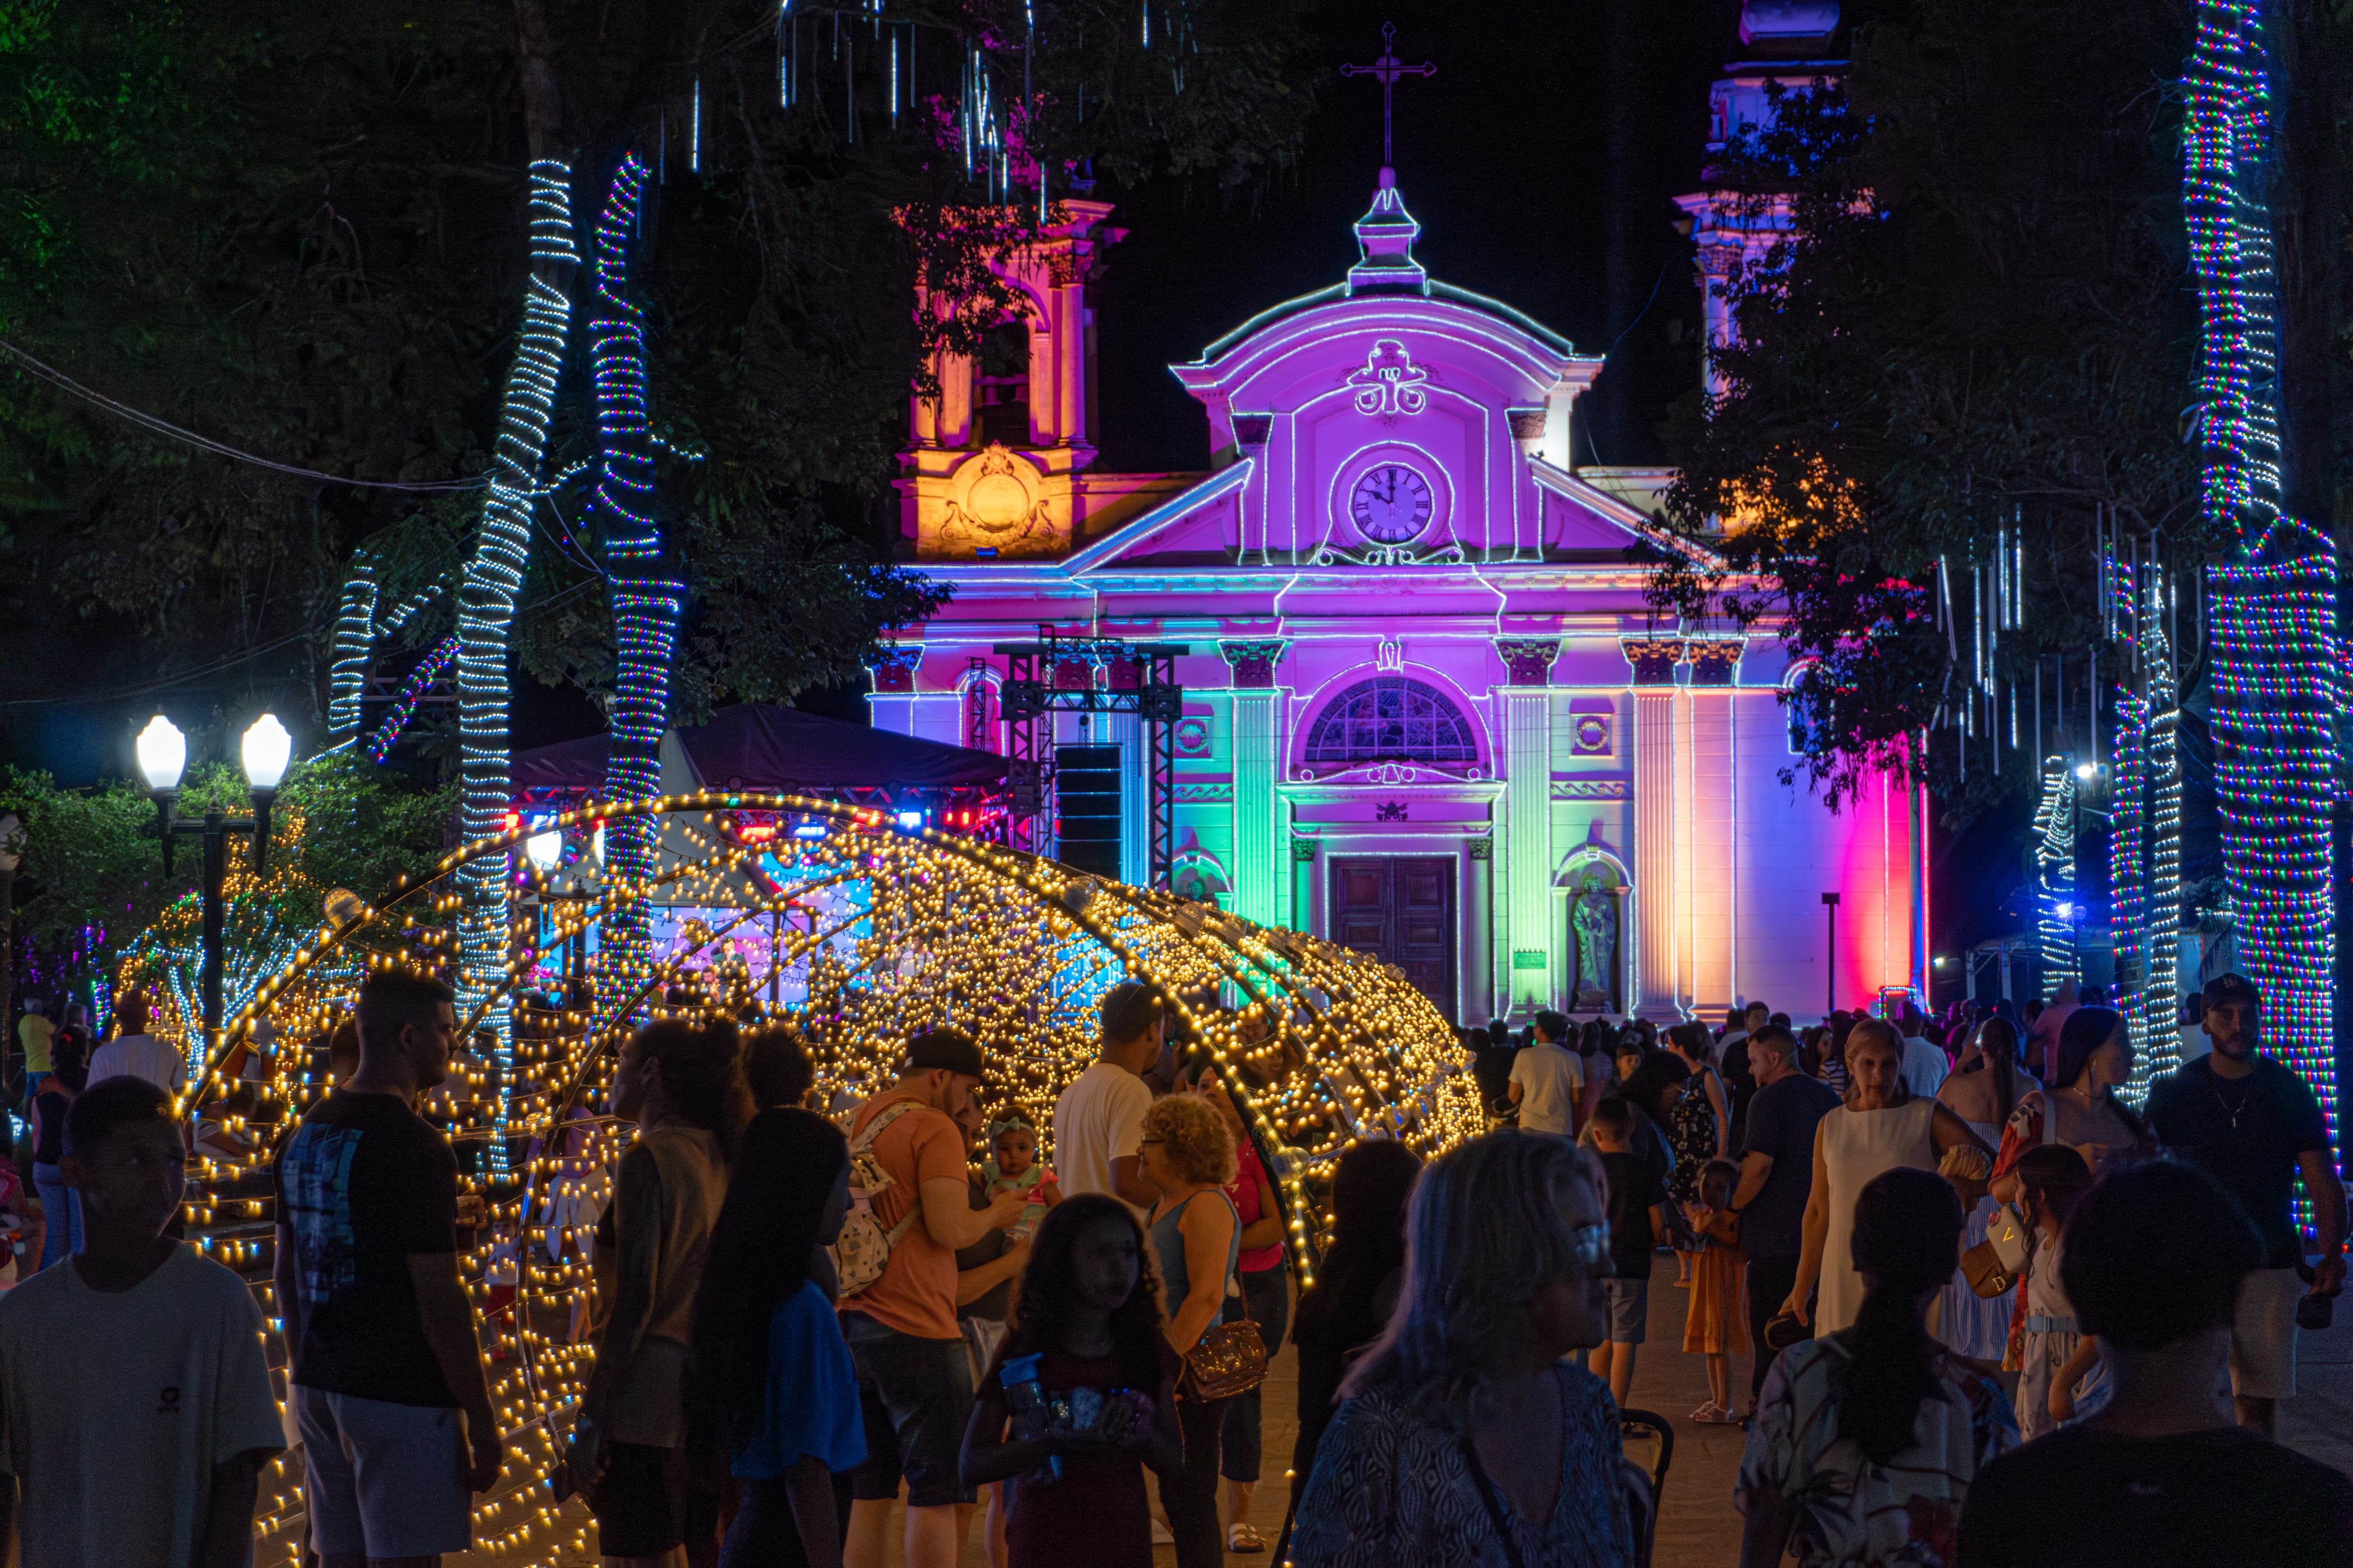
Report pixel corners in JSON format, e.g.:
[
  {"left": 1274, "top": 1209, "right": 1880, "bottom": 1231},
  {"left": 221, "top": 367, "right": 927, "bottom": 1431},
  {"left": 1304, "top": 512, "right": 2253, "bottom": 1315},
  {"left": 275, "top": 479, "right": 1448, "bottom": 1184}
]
[
  {"left": 1496, "top": 640, "right": 1561, "bottom": 1010},
  {"left": 1626, "top": 638, "right": 1687, "bottom": 1019},
  {"left": 1221, "top": 640, "right": 1288, "bottom": 926},
  {"left": 924, "top": 349, "right": 973, "bottom": 448},
  {"left": 1467, "top": 835, "right": 1495, "bottom": 1019},
  {"left": 1686, "top": 640, "right": 1743, "bottom": 1014}
]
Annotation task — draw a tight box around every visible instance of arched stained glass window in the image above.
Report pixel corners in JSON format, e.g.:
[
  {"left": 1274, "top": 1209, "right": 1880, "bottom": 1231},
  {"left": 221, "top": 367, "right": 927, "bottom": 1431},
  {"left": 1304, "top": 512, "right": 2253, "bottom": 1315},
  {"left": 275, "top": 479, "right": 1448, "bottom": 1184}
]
[{"left": 1303, "top": 677, "right": 1479, "bottom": 766}]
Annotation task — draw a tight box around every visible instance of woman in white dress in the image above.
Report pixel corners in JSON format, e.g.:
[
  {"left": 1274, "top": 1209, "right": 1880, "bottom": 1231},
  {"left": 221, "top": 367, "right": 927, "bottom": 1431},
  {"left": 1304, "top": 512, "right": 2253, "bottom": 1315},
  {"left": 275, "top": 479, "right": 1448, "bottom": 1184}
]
[
  {"left": 1933, "top": 1017, "right": 2026, "bottom": 1363},
  {"left": 1784, "top": 1020, "right": 1996, "bottom": 1335}
]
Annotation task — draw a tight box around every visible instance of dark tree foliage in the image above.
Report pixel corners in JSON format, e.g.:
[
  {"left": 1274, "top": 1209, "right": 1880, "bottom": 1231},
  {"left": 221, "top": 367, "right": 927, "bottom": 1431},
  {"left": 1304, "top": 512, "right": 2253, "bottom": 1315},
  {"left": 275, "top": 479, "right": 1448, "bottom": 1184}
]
[
  {"left": 0, "top": 0, "right": 1318, "bottom": 727},
  {"left": 1653, "top": 0, "right": 2203, "bottom": 819}
]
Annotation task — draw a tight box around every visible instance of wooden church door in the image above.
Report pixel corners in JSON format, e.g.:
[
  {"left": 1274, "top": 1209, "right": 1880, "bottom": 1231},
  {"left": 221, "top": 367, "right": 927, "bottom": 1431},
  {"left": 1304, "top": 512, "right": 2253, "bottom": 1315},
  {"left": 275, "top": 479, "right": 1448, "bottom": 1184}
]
[{"left": 1329, "top": 856, "right": 1456, "bottom": 1012}]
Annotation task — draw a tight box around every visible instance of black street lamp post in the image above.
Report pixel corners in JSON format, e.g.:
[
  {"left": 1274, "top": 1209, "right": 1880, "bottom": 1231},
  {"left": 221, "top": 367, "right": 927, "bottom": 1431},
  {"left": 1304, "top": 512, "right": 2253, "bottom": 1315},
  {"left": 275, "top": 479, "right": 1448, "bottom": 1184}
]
[{"left": 135, "top": 715, "right": 293, "bottom": 1050}]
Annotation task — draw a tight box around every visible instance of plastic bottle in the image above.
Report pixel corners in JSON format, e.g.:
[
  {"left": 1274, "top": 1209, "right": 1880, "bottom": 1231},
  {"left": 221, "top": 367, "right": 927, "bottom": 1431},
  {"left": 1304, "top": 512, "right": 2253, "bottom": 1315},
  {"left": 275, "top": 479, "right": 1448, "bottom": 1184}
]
[{"left": 998, "top": 1352, "right": 1062, "bottom": 1481}]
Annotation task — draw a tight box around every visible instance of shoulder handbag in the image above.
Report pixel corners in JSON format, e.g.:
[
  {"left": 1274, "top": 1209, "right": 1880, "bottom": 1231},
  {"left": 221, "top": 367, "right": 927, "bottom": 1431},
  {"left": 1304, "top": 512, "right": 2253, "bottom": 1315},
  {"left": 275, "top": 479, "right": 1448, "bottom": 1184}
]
[
  {"left": 1956, "top": 1090, "right": 2053, "bottom": 1298},
  {"left": 1175, "top": 1193, "right": 1268, "bottom": 1401}
]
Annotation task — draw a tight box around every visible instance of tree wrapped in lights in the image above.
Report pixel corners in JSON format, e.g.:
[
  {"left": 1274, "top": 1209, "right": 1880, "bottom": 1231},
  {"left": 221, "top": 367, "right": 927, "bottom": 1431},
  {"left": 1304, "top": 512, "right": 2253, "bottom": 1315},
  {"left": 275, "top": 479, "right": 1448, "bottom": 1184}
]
[
  {"left": 2184, "top": 0, "right": 2338, "bottom": 1154},
  {"left": 2210, "top": 529, "right": 2337, "bottom": 1134},
  {"left": 184, "top": 792, "right": 1475, "bottom": 1565},
  {"left": 2108, "top": 565, "right": 2184, "bottom": 1100},
  {"left": 454, "top": 159, "right": 583, "bottom": 1116},
  {"left": 584, "top": 152, "right": 680, "bottom": 1026}
]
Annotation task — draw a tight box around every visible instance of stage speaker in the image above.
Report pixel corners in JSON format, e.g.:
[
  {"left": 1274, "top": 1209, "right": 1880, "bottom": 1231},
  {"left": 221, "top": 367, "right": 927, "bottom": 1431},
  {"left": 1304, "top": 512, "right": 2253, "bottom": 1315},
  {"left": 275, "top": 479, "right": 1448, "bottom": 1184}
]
[{"left": 1054, "top": 744, "right": 1122, "bottom": 880}]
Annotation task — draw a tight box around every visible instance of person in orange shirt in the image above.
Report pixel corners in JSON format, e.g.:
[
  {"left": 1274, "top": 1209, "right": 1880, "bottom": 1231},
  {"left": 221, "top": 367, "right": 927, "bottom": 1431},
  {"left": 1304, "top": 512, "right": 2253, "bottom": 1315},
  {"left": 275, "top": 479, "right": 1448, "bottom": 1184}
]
[{"left": 841, "top": 1029, "right": 1028, "bottom": 1568}]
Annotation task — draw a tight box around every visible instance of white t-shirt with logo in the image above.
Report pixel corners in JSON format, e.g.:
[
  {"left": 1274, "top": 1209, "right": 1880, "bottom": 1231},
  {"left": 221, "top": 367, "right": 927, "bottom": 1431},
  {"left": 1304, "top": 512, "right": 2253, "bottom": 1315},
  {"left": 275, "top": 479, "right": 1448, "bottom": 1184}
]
[
  {"left": 1509, "top": 1042, "right": 1586, "bottom": 1135},
  {"left": 87, "top": 1032, "right": 187, "bottom": 1096},
  {"left": 0, "top": 1244, "right": 285, "bottom": 1567},
  {"left": 1053, "top": 1060, "right": 1156, "bottom": 1221}
]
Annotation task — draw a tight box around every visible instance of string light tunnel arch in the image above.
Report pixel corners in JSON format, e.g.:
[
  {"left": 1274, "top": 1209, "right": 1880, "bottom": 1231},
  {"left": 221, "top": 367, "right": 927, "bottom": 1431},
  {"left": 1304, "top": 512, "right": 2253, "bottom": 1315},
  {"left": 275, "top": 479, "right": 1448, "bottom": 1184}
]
[{"left": 176, "top": 791, "right": 1474, "bottom": 1563}]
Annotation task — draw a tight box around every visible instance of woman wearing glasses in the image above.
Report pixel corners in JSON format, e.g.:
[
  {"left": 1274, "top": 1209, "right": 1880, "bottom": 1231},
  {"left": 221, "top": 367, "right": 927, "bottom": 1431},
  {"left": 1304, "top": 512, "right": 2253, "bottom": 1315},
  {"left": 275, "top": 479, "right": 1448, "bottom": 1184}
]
[{"left": 1291, "top": 1132, "right": 1636, "bottom": 1568}]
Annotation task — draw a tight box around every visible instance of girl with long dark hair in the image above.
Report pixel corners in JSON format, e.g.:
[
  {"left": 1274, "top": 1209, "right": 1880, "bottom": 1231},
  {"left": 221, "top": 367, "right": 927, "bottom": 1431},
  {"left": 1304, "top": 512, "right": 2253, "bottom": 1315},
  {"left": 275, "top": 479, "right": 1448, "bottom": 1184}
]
[
  {"left": 1286, "top": 1139, "right": 1424, "bottom": 1514},
  {"left": 2009, "top": 1144, "right": 2101, "bottom": 1441},
  {"left": 693, "top": 1104, "right": 862, "bottom": 1568},
  {"left": 960, "top": 1194, "right": 1182, "bottom": 1568},
  {"left": 1988, "top": 1008, "right": 2153, "bottom": 1207},
  {"left": 1935, "top": 1017, "right": 2024, "bottom": 1364},
  {"left": 1738, "top": 1167, "right": 2018, "bottom": 1567}
]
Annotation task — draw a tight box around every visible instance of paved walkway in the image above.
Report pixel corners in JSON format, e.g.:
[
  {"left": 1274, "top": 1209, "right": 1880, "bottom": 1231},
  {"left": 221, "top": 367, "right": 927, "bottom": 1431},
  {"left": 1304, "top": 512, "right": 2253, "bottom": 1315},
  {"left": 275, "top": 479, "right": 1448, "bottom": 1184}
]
[{"left": 441, "top": 1254, "right": 2353, "bottom": 1567}]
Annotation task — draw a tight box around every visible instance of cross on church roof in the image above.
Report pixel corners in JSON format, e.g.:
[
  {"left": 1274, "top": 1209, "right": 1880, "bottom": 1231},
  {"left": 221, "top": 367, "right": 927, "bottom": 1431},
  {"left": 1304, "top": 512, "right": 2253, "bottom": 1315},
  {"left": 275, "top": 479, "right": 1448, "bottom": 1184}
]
[{"left": 1339, "top": 22, "right": 1436, "bottom": 170}]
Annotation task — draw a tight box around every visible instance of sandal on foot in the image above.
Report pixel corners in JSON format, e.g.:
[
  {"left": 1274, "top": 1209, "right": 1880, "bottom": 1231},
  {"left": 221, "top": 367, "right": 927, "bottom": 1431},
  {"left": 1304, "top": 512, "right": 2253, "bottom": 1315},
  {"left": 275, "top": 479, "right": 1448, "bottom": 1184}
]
[{"left": 1229, "top": 1522, "right": 1266, "bottom": 1553}]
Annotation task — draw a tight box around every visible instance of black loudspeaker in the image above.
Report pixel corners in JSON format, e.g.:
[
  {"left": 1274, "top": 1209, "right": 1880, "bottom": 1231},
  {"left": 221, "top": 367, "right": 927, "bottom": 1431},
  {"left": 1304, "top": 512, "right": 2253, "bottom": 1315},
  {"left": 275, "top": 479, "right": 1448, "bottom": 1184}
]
[
  {"left": 1139, "top": 683, "right": 1183, "bottom": 723},
  {"left": 1007, "top": 759, "right": 1042, "bottom": 817},
  {"left": 1054, "top": 744, "right": 1123, "bottom": 880}
]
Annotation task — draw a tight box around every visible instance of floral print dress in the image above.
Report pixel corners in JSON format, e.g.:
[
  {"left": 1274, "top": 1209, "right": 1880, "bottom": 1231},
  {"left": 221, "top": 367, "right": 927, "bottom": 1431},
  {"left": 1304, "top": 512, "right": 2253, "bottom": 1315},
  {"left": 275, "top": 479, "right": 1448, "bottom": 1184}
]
[
  {"left": 1291, "top": 1363, "right": 1634, "bottom": 1568},
  {"left": 1667, "top": 1063, "right": 1725, "bottom": 1206},
  {"left": 1738, "top": 1333, "right": 2018, "bottom": 1566}
]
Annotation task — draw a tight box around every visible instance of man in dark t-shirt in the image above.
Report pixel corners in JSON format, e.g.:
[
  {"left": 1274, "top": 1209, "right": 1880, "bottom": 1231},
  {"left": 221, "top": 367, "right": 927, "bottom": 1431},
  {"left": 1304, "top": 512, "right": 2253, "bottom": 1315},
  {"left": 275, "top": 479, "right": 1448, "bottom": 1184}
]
[
  {"left": 1960, "top": 1160, "right": 2353, "bottom": 1567},
  {"left": 1720, "top": 1000, "right": 1769, "bottom": 1148},
  {"left": 1728, "top": 1023, "right": 1841, "bottom": 1400},
  {"left": 273, "top": 970, "right": 502, "bottom": 1562},
  {"left": 2144, "top": 973, "right": 2346, "bottom": 1436},
  {"left": 1470, "top": 1020, "right": 1516, "bottom": 1122}
]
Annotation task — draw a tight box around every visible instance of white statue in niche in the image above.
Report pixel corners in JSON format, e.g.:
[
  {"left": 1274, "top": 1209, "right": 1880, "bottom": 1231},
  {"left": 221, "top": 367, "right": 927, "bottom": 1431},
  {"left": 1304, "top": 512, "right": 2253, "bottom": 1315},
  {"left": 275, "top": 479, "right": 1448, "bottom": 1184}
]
[{"left": 1571, "top": 870, "right": 1618, "bottom": 1012}]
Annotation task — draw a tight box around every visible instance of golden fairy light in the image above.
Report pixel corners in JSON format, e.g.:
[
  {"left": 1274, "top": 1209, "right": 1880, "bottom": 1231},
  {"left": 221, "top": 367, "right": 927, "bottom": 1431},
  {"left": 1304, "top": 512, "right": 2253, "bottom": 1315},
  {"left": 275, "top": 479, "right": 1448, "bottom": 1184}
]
[{"left": 161, "top": 791, "right": 1475, "bottom": 1565}]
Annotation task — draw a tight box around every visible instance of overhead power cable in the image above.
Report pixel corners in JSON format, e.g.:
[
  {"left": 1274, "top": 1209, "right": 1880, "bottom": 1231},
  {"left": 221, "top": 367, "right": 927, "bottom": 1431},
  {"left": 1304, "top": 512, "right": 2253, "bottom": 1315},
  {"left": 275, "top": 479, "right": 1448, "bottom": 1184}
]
[{"left": 0, "top": 339, "right": 490, "bottom": 493}]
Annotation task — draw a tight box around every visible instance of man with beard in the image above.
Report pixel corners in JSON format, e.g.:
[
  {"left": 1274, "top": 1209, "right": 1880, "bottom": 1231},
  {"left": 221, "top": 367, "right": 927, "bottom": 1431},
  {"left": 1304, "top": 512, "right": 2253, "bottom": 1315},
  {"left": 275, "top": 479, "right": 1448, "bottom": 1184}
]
[
  {"left": 2146, "top": 973, "right": 2347, "bottom": 1437},
  {"left": 274, "top": 969, "right": 504, "bottom": 1565}
]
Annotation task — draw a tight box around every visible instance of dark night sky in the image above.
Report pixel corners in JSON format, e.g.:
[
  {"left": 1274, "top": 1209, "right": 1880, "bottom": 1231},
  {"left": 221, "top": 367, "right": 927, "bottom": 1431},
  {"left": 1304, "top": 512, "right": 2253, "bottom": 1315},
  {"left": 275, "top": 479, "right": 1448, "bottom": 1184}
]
[
  {"left": 1092, "top": 0, "right": 1747, "bottom": 476},
  {"left": 14, "top": 1, "right": 1756, "bottom": 779}
]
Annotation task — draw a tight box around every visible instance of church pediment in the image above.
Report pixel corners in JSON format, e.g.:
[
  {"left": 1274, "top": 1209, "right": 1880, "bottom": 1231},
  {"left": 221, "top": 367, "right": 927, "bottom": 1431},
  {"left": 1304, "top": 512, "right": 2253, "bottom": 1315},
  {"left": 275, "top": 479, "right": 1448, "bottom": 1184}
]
[{"left": 1530, "top": 460, "right": 1724, "bottom": 569}]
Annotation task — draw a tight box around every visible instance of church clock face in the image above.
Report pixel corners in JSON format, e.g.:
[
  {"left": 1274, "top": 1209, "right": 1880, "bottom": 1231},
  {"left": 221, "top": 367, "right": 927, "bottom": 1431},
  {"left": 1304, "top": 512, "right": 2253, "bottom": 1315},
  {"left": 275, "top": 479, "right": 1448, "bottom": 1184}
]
[{"left": 1350, "top": 463, "right": 1435, "bottom": 543}]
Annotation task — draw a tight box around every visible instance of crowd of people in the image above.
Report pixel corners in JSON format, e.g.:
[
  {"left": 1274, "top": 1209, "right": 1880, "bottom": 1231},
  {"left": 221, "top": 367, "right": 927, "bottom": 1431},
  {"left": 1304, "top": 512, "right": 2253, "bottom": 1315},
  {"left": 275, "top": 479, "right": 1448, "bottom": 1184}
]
[
  {"left": 0, "top": 962, "right": 2342, "bottom": 1567},
  {"left": 1459, "top": 975, "right": 2351, "bottom": 1566}
]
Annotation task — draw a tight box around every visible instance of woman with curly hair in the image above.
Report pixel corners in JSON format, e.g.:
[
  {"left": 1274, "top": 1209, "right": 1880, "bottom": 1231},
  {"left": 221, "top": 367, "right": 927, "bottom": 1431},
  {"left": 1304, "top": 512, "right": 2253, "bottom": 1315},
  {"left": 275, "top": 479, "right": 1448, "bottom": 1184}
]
[
  {"left": 1291, "top": 1131, "right": 1634, "bottom": 1567},
  {"left": 960, "top": 1194, "right": 1183, "bottom": 1568},
  {"left": 1136, "top": 1091, "right": 1243, "bottom": 1568}
]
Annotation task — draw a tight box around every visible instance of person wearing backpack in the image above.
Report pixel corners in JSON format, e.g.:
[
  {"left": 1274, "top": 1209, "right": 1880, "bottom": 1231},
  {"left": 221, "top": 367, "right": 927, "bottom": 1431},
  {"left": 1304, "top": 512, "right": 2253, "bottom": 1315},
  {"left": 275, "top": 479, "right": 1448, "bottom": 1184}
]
[{"left": 841, "top": 1028, "right": 1029, "bottom": 1568}]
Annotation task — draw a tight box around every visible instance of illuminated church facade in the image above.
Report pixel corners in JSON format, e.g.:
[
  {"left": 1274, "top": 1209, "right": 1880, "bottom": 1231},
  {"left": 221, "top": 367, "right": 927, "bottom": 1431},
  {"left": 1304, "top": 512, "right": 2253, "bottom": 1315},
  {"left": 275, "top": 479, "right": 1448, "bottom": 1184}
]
[{"left": 868, "top": 7, "right": 1920, "bottom": 1027}]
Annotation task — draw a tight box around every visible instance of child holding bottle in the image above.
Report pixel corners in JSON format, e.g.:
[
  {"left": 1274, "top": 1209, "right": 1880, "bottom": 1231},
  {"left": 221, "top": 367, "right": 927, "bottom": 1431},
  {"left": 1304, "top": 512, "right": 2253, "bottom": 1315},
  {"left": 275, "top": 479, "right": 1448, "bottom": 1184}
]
[{"left": 961, "top": 1193, "right": 1182, "bottom": 1568}]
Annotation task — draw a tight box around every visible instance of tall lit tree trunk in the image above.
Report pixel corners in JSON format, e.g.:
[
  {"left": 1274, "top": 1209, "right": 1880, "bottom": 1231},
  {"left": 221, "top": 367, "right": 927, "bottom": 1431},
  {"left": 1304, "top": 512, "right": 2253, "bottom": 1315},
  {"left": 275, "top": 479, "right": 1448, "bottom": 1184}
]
[
  {"left": 453, "top": 161, "right": 580, "bottom": 1170},
  {"left": 585, "top": 152, "right": 680, "bottom": 1024}
]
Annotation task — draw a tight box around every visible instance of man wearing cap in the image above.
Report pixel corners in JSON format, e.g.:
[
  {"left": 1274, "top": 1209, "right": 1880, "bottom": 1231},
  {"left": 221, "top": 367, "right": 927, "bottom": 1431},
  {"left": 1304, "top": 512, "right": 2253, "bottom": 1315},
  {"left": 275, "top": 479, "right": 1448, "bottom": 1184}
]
[{"left": 842, "top": 1029, "right": 1028, "bottom": 1568}]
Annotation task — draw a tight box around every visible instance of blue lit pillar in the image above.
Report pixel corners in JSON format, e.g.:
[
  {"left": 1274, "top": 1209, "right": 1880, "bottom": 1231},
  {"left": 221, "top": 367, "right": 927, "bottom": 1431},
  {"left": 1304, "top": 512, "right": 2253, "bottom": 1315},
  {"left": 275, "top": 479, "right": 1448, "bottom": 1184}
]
[
  {"left": 1496, "top": 640, "right": 1561, "bottom": 1009},
  {"left": 1221, "top": 640, "right": 1287, "bottom": 926}
]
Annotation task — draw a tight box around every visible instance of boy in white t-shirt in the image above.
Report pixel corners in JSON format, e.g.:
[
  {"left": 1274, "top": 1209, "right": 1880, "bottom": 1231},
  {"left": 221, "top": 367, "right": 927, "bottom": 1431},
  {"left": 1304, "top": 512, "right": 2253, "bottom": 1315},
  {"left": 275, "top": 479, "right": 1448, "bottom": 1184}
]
[
  {"left": 1507, "top": 1009, "right": 1585, "bottom": 1135},
  {"left": 0, "top": 1075, "right": 285, "bottom": 1566}
]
